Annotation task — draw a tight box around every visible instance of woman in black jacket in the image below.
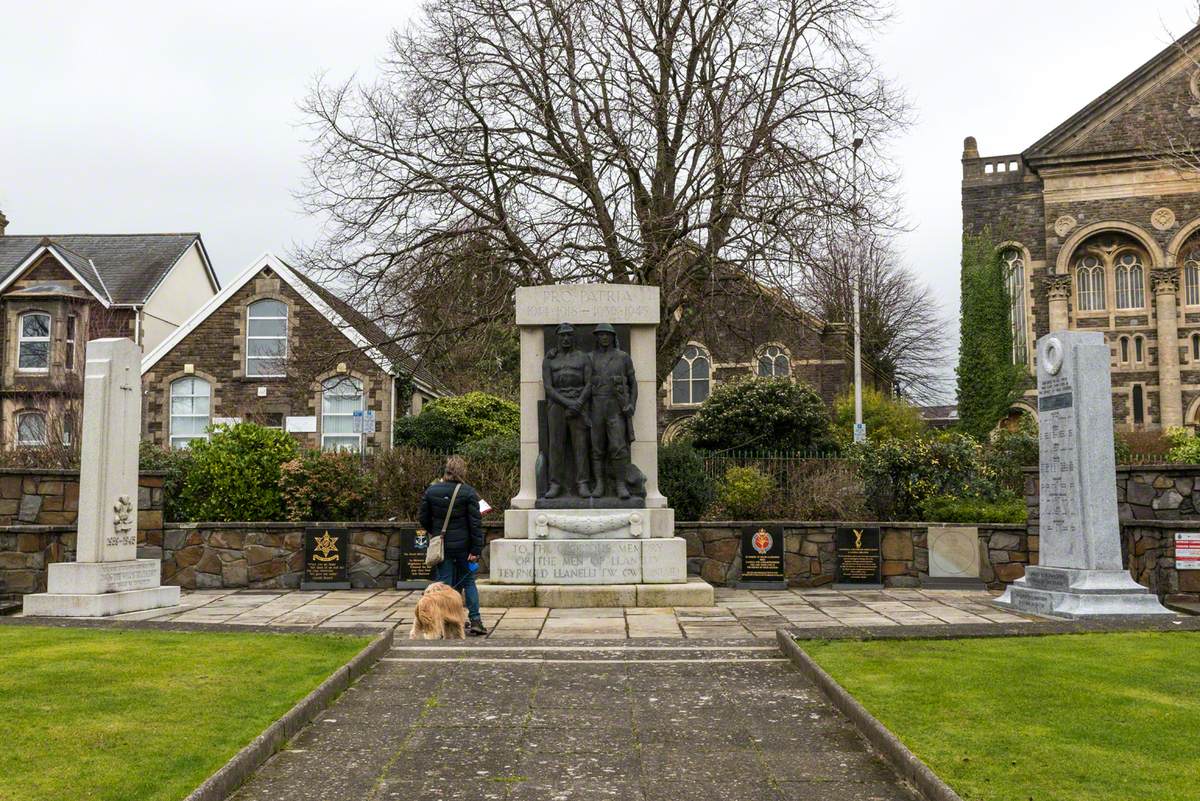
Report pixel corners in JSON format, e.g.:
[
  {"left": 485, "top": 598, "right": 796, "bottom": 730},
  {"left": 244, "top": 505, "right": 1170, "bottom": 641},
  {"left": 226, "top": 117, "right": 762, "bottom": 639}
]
[{"left": 419, "top": 455, "right": 487, "bottom": 636}]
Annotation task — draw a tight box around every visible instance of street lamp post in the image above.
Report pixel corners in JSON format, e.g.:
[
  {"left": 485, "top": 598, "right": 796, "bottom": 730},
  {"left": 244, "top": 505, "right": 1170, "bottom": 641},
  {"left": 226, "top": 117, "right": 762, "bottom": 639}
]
[{"left": 851, "top": 137, "right": 866, "bottom": 444}]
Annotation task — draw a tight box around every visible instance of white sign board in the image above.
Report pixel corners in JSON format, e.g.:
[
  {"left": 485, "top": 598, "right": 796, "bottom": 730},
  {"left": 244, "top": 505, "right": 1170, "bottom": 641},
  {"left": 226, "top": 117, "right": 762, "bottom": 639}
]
[
  {"left": 1176, "top": 532, "right": 1200, "bottom": 570},
  {"left": 853, "top": 423, "right": 867, "bottom": 444},
  {"left": 364, "top": 409, "right": 376, "bottom": 432},
  {"left": 285, "top": 415, "right": 318, "bottom": 433},
  {"left": 352, "top": 409, "right": 364, "bottom": 433},
  {"left": 212, "top": 417, "right": 242, "bottom": 427}
]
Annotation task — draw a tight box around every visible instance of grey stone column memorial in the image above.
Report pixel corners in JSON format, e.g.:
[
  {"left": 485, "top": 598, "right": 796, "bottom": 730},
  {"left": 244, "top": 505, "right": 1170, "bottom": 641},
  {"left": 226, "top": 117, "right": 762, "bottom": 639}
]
[
  {"left": 23, "top": 339, "right": 181, "bottom": 617},
  {"left": 994, "top": 331, "right": 1171, "bottom": 617}
]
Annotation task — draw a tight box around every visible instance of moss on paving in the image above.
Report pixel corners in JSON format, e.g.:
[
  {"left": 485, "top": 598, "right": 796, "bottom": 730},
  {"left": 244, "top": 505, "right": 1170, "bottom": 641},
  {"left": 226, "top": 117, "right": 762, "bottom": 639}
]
[
  {"left": 803, "top": 632, "right": 1200, "bottom": 801},
  {"left": 0, "top": 626, "right": 368, "bottom": 801}
]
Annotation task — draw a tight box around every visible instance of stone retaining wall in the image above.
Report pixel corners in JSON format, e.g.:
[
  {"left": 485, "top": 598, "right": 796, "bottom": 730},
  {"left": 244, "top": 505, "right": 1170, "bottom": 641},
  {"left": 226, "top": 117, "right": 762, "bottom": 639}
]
[
  {"left": 676, "top": 522, "right": 1030, "bottom": 591},
  {"left": 1025, "top": 464, "right": 1200, "bottom": 521},
  {"left": 0, "top": 471, "right": 165, "bottom": 598}
]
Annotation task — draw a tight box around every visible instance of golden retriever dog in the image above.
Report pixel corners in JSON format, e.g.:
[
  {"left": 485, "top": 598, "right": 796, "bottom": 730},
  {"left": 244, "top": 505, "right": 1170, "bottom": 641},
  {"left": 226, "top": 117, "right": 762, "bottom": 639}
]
[{"left": 409, "top": 581, "right": 468, "bottom": 640}]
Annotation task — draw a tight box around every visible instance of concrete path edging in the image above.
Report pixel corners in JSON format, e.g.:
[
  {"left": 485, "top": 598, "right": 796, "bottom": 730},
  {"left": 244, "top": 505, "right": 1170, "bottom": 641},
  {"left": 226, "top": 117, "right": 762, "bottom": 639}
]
[
  {"left": 776, "top": 630, "right": 964, "bottom": 801},
  {"left": 182, "top": 627, "right": 395, "bottom": 801}
]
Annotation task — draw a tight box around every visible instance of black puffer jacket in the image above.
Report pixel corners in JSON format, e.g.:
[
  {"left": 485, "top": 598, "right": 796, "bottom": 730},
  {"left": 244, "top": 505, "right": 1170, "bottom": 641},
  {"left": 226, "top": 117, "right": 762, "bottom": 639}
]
[{"left": 418, "top": 480, "right": 484, "bottom": 556}]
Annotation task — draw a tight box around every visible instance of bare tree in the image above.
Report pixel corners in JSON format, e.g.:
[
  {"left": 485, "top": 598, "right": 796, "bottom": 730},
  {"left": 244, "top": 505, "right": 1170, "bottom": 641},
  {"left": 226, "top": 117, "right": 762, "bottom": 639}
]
[
  {"left": 298, "top": 0, "right": 907, "bottom": 384},
  {"left": 798, "top": 232, "right": 948, "bottom": 404}
]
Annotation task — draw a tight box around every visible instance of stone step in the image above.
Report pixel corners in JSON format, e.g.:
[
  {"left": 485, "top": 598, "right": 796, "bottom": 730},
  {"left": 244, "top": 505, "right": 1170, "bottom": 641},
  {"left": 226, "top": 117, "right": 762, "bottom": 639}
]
[{"left": 477, "top": 577, "right": 715, "bottom": 608}]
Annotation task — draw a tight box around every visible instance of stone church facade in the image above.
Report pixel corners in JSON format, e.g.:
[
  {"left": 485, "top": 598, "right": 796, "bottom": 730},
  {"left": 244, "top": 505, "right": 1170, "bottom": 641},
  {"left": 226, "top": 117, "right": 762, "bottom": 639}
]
[{"left": 963, "top": 25, "right": 1200, "bottom": 431}]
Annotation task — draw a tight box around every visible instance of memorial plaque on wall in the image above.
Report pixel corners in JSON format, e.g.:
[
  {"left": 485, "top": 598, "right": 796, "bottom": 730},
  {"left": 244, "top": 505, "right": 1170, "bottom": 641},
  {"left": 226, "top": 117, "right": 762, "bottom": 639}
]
[
  {"left": 736, "top": 525, "right": 787, "bottom": 589},
  {"left": 302, "top": 527, "right": 351, "bottom": 590},
  {"left": 835, "top": 527, "right": 882, "bottom": 587},
  {"left": 397, "top": 527, "right": 435, "bottom": 589}
]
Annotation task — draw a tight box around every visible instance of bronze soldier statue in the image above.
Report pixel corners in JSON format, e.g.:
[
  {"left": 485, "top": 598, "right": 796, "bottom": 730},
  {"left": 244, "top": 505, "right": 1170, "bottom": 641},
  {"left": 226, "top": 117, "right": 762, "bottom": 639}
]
[
  {"left": 588, "top": 323, "right": 637, "bottom": 500},
  {"left": 541, "top": 323, "right": 592, "bottom": 499}
]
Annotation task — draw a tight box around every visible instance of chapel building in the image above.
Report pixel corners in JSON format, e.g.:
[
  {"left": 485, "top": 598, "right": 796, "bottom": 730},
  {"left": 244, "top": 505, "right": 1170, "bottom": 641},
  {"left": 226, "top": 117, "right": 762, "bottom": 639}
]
[{"left": 963, "top": 24, "right": 1200, "bottom": 431}]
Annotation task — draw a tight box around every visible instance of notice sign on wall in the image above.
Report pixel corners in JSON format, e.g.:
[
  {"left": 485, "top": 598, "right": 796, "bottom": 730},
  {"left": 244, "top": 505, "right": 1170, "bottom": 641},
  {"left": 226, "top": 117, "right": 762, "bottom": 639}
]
[
  {"left": 397, "top": 527, "right": 434, "bottom": 588},
  {"left": 835, "top": 527, "right": 882, "bottom": 587},
  {"left": 1177, "top": 532, "right": 1200, "bottom": 570},
  {"left": 302, "top": 527, "right": 351, "bottom": 590},
  {"left": 737, "top": 525, "right": 786, "bottom": 588}
]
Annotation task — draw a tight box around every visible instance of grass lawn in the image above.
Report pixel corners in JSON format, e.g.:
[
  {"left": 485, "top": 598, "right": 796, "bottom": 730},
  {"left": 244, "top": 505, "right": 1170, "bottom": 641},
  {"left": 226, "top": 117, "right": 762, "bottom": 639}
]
[
  {"left": 0, "top": 626, "right": 369, "bottom": 801},
  {"left": 803, "top": 632, "right": 1200, "bottom": 801}
]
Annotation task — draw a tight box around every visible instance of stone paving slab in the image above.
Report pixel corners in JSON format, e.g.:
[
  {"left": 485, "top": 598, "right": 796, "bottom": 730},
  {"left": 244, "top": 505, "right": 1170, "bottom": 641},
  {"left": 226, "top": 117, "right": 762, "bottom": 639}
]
[
  {"left": 46, "top": 585, "right": 1044, "bottom": 639},
  {"left": 228, "top": 641, "right": 920, "bottom": 801}
]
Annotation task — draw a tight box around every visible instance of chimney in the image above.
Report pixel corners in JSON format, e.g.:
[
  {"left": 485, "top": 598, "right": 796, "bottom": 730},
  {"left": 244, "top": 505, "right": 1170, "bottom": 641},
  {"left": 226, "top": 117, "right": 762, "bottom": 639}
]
[{"left": 0, "top": 209, "right": 7, "bottom": 236}]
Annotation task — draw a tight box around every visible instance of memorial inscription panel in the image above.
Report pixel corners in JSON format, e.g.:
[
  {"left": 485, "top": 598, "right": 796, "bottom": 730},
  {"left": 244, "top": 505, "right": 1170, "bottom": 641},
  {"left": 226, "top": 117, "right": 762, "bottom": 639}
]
[
  {"left": 739, "top": 526, "right": 786, "bottom": 584},
  {"left": 835, "top": 527, "right": 881, "bottom": 586},
  {"left": 534, "top": 540, "right": 642, "bottom": 583},
  {"left": 303, "top": 527, "right": 351, "bottom": 589},
  {"left": 397, "top": 527, "right": 434, "bottom": 587}
]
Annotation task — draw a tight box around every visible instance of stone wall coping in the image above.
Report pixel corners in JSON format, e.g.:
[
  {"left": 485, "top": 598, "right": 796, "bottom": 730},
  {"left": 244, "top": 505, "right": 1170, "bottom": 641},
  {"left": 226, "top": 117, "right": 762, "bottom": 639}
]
[
  {"left": 1022, "top": 464, "right": 1200, "bottom": 474},
  {"left": 1119, "top": 518, "right": 1200, "bottom": 529},
  {"left": 0, "top": 525, "right": 76, "bottom": 534},
  {"left": 675, "top": 520, "right": 1026, "bottom": 530},
  {"left": 165, "top": 520, "right": 506, "bottom": 530},
  {"left": 0, "top": 467, "right": 168, "bottom": 477}
]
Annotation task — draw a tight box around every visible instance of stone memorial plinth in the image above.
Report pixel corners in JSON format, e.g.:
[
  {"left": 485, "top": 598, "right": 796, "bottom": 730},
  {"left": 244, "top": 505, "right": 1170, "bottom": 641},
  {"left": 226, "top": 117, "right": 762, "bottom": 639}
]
[
  {"left": 23, "top": 339, "right": 180, "bottom": 617},
  {"left": 481, "top": 284, "right": 713, "bottom": 607},
  {"left": 995, "top": 332, "right": 1171, "bottom": 617}
]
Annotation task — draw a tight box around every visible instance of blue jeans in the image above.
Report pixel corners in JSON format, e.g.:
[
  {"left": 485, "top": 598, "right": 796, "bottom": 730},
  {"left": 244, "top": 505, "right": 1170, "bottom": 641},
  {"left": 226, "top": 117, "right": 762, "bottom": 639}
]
[{"left": 434, "top": 551, "right": 480, "bottom": 621}]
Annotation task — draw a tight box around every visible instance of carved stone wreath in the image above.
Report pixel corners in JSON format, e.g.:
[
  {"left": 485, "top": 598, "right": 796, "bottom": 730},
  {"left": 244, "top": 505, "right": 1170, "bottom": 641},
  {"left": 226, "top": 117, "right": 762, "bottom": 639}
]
[
  {"left": 534, "top": 512, "right": 642, "bottom": 539},
  {"left": 1054, "top": 215, "right": 1077, "bottom": 238},
  {"left": 1151, "top": 207, "right": 1177, "bottom": 231}
]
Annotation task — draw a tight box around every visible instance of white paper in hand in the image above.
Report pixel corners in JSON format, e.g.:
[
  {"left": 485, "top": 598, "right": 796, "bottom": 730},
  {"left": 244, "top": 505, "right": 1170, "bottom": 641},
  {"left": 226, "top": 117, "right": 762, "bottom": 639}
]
[{"left": 479, "top": 499, "right": 493, "bottom": 515}]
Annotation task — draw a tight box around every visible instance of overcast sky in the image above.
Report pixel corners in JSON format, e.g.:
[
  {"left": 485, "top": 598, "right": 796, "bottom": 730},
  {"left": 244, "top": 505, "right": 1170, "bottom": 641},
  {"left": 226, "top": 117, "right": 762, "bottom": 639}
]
[{"left": 2, "top": 0, "right": 1197, "bottom": 399}]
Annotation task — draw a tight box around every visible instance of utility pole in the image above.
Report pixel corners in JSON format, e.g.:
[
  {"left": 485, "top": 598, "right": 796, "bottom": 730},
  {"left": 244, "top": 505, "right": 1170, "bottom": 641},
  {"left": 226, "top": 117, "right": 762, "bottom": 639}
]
[{"left": 851, "top": 137, "right": 866, "bottom": 444}]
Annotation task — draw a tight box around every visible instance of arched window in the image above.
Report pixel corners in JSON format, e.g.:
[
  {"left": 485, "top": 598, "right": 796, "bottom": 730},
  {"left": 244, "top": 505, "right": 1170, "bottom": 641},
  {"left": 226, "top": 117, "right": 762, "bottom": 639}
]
[
  {"left": 322, "top": 376, "right": 363, "bottom": 452},
  {"left": 1114, "top": 252, "right": 1145, "bottom": 309},
  {"left": 246, "top": 299, "right": 288, "bottom": 377},
  {"left": 1132, "top": 385, "right": 1145, "bottom": 426},
  {"left": 17, "top": 312, "right": 51, "bottom": 372},
  {"left": 671, "top": 345, "right": 711, "bottom": 406},
  {"left": 1076, "top": 256, "right": 1106, "bottom": 311},
  {"left": 757, "top": 345, "right": 790, "bottom": 378},
  {"left": 1135, "top": 335, "right": 1145, "bottom": 364},
  {"left": 1186, "top": 250, "right": 1200, "bottom": 306},
  {"left": 170, "top": 377, "right": 211, "bottom": 449},
  {"left": 1002, "top": 249, "right": 1028, "bottom": 364},
  {"left": 1119, "top": 336, "right": 1130, "bottom": 364},
  {"left": 15, "top": 411, "right": 47, "bottom": 447}
]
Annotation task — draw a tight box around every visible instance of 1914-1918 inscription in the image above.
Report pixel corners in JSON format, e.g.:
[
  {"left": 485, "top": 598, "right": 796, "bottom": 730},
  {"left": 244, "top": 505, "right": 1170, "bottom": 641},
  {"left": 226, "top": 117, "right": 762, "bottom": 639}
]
[
  {"left": 835, "top": 527, "right": 881, "bottom": 587},
  {"left": 303, "top": 527, "right": 351, "bottom": 590}
]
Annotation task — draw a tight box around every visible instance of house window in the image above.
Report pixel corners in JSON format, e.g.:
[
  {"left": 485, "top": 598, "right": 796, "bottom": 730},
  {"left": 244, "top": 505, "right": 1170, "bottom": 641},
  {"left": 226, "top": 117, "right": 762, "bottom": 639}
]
[
  {"left": 61, "top": 413, "right": 75, "bottom": 447},
  {"left": 170, "top": 377, "right": 211, "bottom": 449},
  {"left": 65, "top": 315, "right": 77, "bottom": 371},
  {"left": 757, "top": 345, "right": 790, "bottom": 378},
  {"left": 1132, "top": 385, "right": 1145, "bottom": 426},
  {"left": 322, "top": 376, "right": 363, "bottom": 452},
  {"left": 1135, "top": 335, "right": 1145, "bottom": 364},
  {"left": 1120, "top": 336, "right": 1130, "bottom": 364},
  {"left": 17, "top": 312, "right": 51, "bottom": 372},
  {"left": 1076, "top": 256, "right": 1106, "bottom": 311},
  {"left": 1192, "top": 333, "right": 1200, "bottom": 362},
  {"left": 246, "top": 299, "right": 288, "bottom": 377},
  {"left": 1186, "top": 252, "right": 1200, "bottom": 306},
  {"left": 16, "top": 411, "right": 47, "bottom": 446},
  {"left": 671, "top": 345, "right": 711, "bottom": 406},
  {"left": 1002, "top": 249, "right": 1028, "bottom": 364},
  {"left": 1114, "top": 252, "right": 1145, "bottom": 309}
]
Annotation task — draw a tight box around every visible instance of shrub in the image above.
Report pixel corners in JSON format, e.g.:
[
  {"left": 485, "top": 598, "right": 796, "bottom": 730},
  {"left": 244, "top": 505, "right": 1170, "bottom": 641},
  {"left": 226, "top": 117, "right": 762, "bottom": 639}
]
[
  {"left": 689, "top": 377, "right": 834, "bottom": 453},
  {"left": 658, "top": 441, "right": 715, "bottom": 521},
  {"left": 279, "top": 451, "right": 373, "bottom": 522},
  {"left": 1165, "top": 426, "right": 1200, "bottom": 463},
  {"left": 832, "top": 388, "right": 926, "bottom": 446},
  {"left": 716, "top": 465, "right": 775, "bottom": 519},
  {"left": 776, "top": 460, "right": 868, "bottom": 521},
  {"left": 369, "top": 446, "right": 445, "bottom": 520},
  {"left": 983, "top": 414, "right": 1038, "bottom": 494},
  {"left": 138, "top": 440, "right": 194, "bottom": 523},
  {"left": 851, "top": 432, "right": 999, "bottom": 521},
  {"left": 459, "top": 433, "right": 520, "bottom": 465},
  {"left": 175, "top": 423, "right": 299, "bottom": 522},
  {"left": 920, "top": 493, "right": 1027, "bottom": 524},
  {"left": 394, "top": 392, "right": 519, "bottom": 451}
]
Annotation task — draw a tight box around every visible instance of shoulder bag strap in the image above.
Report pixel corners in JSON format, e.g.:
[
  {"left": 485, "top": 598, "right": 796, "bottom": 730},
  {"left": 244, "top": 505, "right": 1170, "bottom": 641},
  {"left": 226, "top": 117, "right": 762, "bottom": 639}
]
[{"left": 440, "top": 483, "right": 463, "bottom": 535}]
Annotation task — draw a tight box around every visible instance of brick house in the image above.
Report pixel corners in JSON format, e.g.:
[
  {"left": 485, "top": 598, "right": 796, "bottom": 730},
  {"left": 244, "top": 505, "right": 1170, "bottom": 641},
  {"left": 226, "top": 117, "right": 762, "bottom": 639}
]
[
  {"left": 658, "top": 280, "right": 891, "bottom": 440},
  {"left": 0, "top": 213, "right": 218, "bottom": 447},
  {"left": 140, "top": 253, "right": 447, "bottom": 452},
  {"left": 962, "top": 24, "right": 1200, "bottom": 431}
]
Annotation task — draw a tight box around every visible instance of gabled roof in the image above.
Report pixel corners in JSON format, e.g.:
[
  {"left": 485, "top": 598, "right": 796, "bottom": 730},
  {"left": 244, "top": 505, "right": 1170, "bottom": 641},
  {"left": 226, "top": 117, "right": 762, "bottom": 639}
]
[
  {"left": 140, "top": 252, "right": 448, "bottom": 396},
  {"left": 1025, "top": 24, "right": 1200, "bottom": 163},
  {"left": 0, "top": 233, "right": 216, "bottom": 305}
]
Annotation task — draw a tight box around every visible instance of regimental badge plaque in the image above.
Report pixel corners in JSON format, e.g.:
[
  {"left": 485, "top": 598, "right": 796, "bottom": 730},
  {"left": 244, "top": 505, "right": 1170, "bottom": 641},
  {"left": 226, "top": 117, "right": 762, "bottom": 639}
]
[
  {"left": 736, "top": 525, "right": 787, "bottom": 589},
  {"left": 302, "top": 527, "right": 351, "bottom": 590},
  {"left": 397, "top": 526, "right": 435, "bottom": 589},
  {"left": 835, "top": 527, "right": 882, "bottom": 588}
]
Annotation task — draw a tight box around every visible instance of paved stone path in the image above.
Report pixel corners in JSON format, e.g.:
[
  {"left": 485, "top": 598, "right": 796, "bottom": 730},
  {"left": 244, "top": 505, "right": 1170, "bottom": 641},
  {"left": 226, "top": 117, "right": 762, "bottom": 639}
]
[
  {"left": 97, "top": 586, "right": 1035, "bottom": 637},
  {"left": 229, "top": 639, "right": 920, "bottom": 801}
]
